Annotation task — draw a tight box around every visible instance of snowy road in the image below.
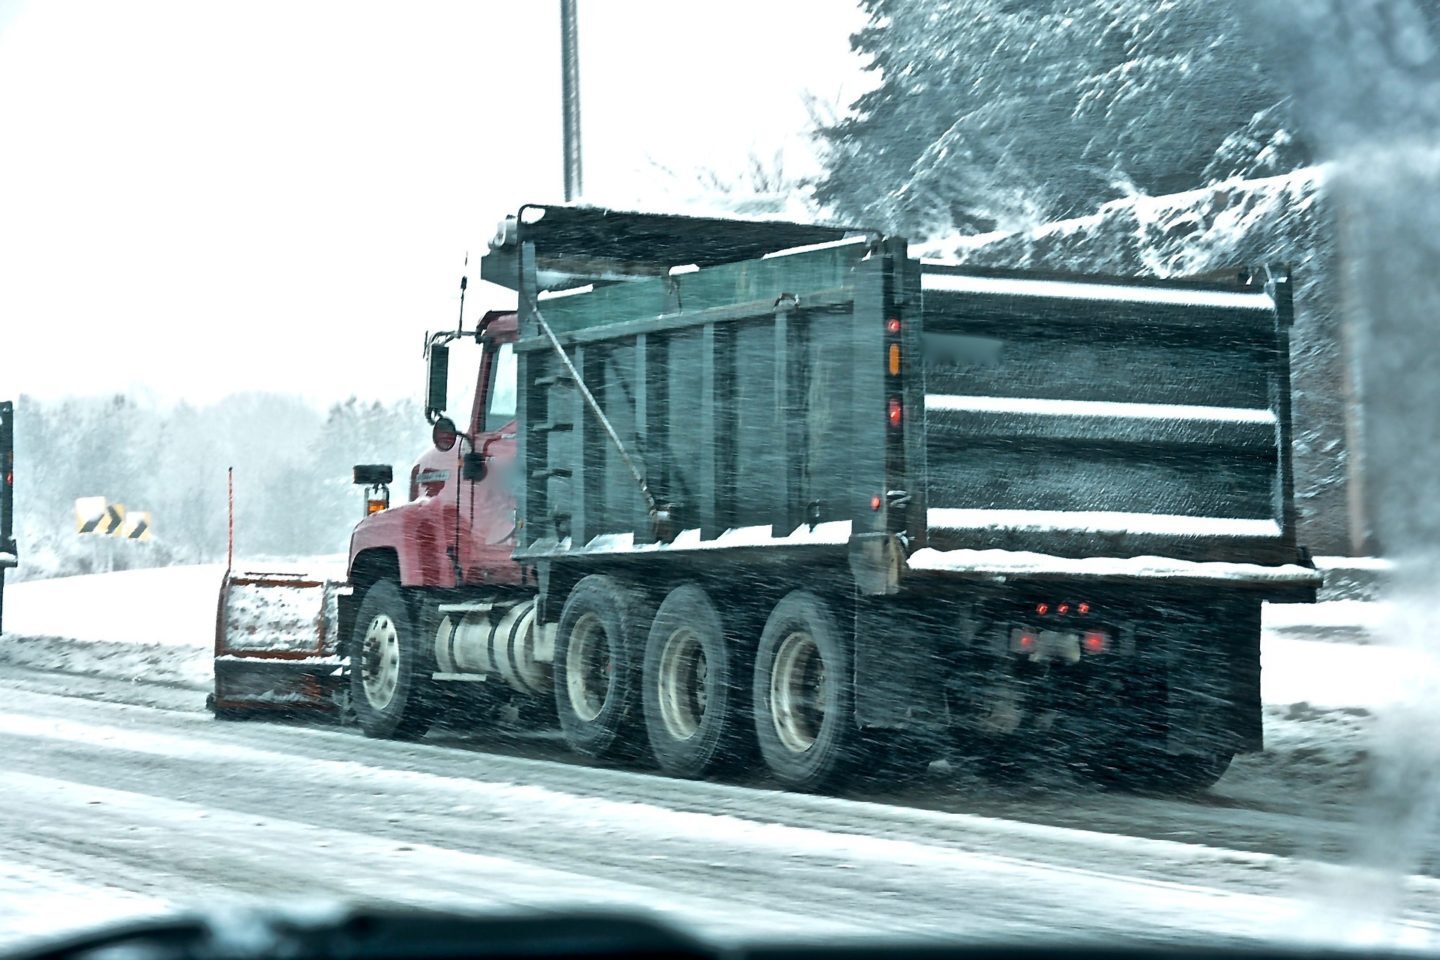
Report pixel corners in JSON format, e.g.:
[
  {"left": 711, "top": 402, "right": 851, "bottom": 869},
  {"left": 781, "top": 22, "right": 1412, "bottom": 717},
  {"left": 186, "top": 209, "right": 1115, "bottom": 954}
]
[
  {"left": 0, "top": 663, "right": 1436, "bottom": 953},
  {"left": 3, "top": 564, "right": 1438, "bottom": 951}
]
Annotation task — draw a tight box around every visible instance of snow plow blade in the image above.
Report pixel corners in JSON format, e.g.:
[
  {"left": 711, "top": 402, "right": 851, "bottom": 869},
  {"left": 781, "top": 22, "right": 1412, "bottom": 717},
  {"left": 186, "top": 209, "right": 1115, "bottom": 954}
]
[{"left": 210, "top": 570, "right": 346, "bottom": 717}]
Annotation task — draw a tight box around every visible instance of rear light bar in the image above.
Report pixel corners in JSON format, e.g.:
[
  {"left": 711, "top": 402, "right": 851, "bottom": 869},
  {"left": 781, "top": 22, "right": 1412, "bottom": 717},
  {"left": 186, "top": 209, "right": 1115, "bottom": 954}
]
[
  {"left": 1009, "top": 625, "right": 1112, "bottom": 658},
  {"left": 1035, "top": 600, "right": 1095, "bottom": 616}
]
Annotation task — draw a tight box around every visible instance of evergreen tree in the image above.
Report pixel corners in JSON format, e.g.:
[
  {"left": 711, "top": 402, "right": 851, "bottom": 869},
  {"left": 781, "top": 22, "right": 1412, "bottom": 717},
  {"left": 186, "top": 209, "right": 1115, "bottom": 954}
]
[{"left": 814, "top": 0, "right": 1309, "bottom": 236}]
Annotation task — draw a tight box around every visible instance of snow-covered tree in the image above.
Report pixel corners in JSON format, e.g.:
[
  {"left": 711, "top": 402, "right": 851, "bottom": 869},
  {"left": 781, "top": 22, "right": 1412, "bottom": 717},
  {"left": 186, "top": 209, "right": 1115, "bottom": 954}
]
[{"left": 813, "top": 0, "right": 1309, "bottom": 236}]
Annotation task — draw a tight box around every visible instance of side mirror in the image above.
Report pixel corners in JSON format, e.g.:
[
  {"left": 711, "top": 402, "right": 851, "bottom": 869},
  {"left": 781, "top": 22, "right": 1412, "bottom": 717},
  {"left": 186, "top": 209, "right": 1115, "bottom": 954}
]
[
  {"left": 425, "top": 341, "right": 449, "bottom": 419},
  {"left": 352, "top": 464, "right": 393, "bottom": 486},
  {"left": 432, "top": 416, "right": 459, "bottom": 452}
]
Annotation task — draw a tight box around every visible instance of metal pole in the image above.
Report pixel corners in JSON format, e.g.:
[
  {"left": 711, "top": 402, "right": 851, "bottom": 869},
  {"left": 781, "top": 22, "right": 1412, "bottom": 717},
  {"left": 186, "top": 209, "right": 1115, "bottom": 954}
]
[
  {"left": 227, "top": 467, "right": 234, "bottom": 574},
  {"left": 560, "top": 0, "right": 582, "bottom": 201}
]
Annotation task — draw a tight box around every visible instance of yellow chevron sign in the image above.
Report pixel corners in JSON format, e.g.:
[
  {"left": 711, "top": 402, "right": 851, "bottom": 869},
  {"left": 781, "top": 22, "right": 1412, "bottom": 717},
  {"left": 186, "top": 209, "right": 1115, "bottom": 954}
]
[
  {"left": 123, "top": 511, "right": 151, "bottom": 541},
  {"left": 75, "top": 497, "right": 107, "bottom": 534},
  {"left": 74, "top": 498, "right": 126, "bottom": 536},
  {"left": 102, "top": 503, "right": 125, "bottom": 535}
]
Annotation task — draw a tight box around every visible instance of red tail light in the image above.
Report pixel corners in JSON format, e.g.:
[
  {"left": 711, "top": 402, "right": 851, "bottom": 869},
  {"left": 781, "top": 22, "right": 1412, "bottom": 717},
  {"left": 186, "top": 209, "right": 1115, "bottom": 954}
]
[
  {"left": 887, "top": 397, "right": 902, "bottom": 428},
  {"left": 886, "top": 318, "right": 901, "bottom": 334},
  {"left": 1083, "top": 631, "right": 1109, "bottom": 655}
]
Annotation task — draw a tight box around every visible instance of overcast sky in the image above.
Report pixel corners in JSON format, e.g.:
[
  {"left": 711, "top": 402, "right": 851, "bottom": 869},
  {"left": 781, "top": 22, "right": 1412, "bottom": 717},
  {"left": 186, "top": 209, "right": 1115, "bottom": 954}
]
[{"left": 0, "top": 1, "right": 870, "bottom": 407}]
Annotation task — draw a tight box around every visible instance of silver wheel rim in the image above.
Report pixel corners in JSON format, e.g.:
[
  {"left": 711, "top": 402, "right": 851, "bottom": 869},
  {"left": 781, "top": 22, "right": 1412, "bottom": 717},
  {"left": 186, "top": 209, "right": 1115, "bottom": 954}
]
[
  {"left": 360, "top": 613, "right": 401, "bottom": 710},
  {"left": 566, "top": 612, "right": 611, "bottom": 722},
  {"left": 656, "top": 627, "right": 708, "bottom": 741},
  {"left": 770, "top": 630, "right": 827, "bottom": 754}
]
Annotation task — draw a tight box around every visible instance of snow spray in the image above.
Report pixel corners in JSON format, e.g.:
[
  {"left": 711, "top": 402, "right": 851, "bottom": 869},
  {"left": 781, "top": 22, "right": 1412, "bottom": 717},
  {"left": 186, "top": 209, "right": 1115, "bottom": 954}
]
[{"left": 1260, "top": 0, "right": 1440, "bottom": 944}]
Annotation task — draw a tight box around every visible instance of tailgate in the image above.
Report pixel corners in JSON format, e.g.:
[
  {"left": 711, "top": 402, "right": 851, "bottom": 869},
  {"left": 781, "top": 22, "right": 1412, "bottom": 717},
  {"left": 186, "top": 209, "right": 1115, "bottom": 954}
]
[{"left": 917, "top": 264, "right": 1300, "bottom": 566}]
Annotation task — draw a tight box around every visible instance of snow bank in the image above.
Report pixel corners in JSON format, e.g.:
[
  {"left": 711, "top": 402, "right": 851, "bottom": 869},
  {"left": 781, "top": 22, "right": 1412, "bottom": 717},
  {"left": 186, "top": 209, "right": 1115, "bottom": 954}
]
[
  {"left": 0, "top": 559, "right": 345, "bottom": 688},
  {"left": 2, "top": 565, "right": 227, "bottom": 648}
]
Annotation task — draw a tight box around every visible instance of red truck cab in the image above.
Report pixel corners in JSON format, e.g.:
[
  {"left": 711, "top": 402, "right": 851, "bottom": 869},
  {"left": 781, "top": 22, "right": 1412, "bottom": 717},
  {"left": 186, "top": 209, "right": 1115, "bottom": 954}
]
[{"left": 347, "top": 311, "right": 524, "bottom": 591}]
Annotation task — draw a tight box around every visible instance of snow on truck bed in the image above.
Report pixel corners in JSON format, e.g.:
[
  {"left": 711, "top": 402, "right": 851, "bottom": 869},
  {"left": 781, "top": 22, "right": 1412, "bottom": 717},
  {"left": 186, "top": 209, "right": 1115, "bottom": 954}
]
[{"left": 908, "top": 546, "right": 1316, "bottom": 584}]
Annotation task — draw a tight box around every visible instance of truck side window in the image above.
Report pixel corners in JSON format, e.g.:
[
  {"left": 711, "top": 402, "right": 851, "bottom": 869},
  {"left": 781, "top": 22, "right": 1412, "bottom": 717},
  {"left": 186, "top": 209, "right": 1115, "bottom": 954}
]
[{"left": 486, "top": 342, "right": 517, "bottom": 426}]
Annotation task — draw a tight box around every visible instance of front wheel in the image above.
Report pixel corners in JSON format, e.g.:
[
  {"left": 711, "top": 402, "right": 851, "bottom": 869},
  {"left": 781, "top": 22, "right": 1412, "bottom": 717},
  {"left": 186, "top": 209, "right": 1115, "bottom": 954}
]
[
  {"left": 349, "top": 580, "right": 435, "bottom": 740},
  {"left": 752, "top": 591, "right": 869, "bottom": 792}
]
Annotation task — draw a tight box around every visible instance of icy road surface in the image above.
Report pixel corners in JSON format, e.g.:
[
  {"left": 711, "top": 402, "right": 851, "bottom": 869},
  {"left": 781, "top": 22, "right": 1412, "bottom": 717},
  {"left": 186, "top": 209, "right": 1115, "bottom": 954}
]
[{"left": 0, "top": 564, "right": 1436, "bottom": 951}]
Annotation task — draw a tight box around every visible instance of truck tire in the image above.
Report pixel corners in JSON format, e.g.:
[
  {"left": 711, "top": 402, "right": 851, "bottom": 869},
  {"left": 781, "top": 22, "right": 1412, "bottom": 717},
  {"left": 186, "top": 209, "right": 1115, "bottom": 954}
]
[
  {"left": 642, "top": 583, "right": 752, "bottom": 779},
  {"left": 554, "top": 575, "right": 651, "bottom": 762},
  {"left": 349, "top": 579, "right": 435, "bottom": 740},
  {"left": 752, "top": 591, "right": 869, "bottom": 792}
]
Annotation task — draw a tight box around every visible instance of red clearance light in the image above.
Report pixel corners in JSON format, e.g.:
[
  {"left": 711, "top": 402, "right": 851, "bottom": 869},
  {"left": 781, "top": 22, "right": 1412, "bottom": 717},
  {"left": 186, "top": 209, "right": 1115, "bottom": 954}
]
[
  {"left": 1083, "top": 631, "right": 1109, "bottom": 655},
  {"left": 1036, "top": 602, "right": 1049, "bottom": 615},
  {"left": 1078, "top": 602, "right": 1091, "bottom": 615},
  {"left": 886, "top": 318, "right": 901, "bottom": 334},
  {"left": 1058, "top": 602, "right": 1071, "bottom": 615},
  {"left": 887, "top": 397, "right": 902, "bottom": 428},
  {"left": 870, "top": 494, "right": 882, "bottom": 511}
]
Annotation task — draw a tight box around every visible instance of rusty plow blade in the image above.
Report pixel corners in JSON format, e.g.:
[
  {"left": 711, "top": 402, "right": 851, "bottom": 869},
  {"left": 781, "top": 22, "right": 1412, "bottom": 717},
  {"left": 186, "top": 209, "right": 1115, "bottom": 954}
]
[{"left": 210, "top": 570, "right": 347, "bottom": 717}]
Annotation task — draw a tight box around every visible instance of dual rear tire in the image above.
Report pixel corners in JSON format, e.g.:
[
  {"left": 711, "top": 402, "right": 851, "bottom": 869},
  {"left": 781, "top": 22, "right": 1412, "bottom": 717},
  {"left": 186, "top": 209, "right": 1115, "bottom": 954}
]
[{"left": 553, "top": 579, "right": 870, "bottom": 792}]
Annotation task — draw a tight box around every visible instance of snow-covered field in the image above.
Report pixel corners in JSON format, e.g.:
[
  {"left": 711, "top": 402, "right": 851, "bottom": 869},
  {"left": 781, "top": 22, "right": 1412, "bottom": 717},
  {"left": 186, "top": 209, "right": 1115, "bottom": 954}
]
[{"left": 1, "top": 560, "right": 1437, "bottom": 952}]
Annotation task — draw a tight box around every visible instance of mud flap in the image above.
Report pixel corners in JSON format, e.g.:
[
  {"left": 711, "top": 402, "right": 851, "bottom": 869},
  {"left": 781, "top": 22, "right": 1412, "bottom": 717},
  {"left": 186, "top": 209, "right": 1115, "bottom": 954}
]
[
  {"left": 1164, "top": 599, "right": 1263, "bottom": 756},
  {"left": 212, "top": 571, "right": 345, "bottom": 715},
  {"left": 852, "top": 596, "right": 948, "bottom": 732}
]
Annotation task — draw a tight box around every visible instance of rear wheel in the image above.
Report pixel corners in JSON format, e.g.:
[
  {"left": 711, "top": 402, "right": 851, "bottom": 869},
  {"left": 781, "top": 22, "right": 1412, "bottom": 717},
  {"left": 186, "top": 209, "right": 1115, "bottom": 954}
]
[
  {"left": 349, "top": 580, "right": 435, "bottom": 739},
  {"left": 553, "top": 575, "right": 651, "bottom": 762},
  {"left": 752, "top": 591, "right": 869, "bottom": 792},
  {"left": 642, "top": 584, "right": 752, "bottom": 779}
]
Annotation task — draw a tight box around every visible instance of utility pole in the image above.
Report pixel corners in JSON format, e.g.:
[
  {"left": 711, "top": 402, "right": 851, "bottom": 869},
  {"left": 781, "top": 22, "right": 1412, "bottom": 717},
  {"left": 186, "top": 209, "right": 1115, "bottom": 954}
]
[{"left": 560, "top": 0, "right": 582, "bottom": 201}]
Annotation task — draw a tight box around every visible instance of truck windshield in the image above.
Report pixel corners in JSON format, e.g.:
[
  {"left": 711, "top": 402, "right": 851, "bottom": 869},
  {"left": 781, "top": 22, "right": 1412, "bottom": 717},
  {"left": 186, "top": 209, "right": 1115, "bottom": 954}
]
[{"left": 486, "top": 342, "right": 517, "bottom": 426}]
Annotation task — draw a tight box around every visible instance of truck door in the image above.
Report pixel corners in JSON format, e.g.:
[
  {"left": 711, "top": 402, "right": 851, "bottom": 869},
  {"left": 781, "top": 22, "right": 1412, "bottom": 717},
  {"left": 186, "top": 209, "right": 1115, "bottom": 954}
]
[{"left": 458, "top": 338, "right": 523, "bottom": 584}]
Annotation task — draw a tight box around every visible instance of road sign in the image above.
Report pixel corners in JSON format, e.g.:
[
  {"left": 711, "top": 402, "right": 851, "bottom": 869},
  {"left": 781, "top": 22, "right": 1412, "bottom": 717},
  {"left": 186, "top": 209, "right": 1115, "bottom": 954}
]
[
  {"left": 124, "top": 511, "right": 151, "bottom": 541},
  {"left": 102, "top": 503, "right": 125, "bottom": 536},
  {"left": 75, "top": 496, "right": 107, "bottom": 534}
]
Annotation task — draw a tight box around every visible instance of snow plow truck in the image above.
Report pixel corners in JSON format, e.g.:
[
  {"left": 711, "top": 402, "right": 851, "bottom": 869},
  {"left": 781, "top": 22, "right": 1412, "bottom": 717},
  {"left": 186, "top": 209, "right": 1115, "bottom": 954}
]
[{"left": 213, "top": 205, "right": 1320, "bottom": 793}]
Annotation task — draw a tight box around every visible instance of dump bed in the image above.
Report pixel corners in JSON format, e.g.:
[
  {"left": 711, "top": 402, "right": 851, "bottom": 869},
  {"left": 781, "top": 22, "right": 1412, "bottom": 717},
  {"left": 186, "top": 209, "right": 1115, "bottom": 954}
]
[
  {"left": 494, "top": 206, "right": 1312, "bottom": 591},
  {"left": 915, "top": 264, "right": 1300, "bottom": 566}
]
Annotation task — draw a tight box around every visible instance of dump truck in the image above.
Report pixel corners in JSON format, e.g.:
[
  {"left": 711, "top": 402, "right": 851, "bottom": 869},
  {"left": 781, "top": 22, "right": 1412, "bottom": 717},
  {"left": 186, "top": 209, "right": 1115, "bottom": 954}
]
[
  {"left": 215, "top": 205, "right": 1320, "bottom": 793},
  {"left": 0, "top": 401, "right": 14, "bottom": 633}
]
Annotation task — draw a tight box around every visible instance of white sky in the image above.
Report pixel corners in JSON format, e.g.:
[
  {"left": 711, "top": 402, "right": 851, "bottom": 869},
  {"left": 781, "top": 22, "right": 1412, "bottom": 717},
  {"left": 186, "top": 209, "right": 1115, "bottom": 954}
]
[{"left": 0, "top": 0, "right": 871, "bottom": 407}]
